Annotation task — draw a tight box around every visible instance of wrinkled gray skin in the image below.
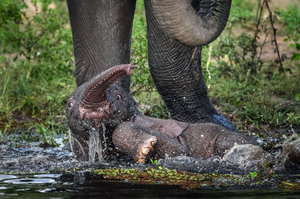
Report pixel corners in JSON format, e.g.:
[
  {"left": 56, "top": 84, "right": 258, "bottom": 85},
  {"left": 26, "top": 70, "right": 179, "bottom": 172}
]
[
  {"left": 113, "top": 121, "right": 258, "bottom": 164},
  {"left": 67, "top": 0, "right": 235, "bottom": 130},
  {"left": 66, "top": 64, "right": 256, "bottom": 164}
]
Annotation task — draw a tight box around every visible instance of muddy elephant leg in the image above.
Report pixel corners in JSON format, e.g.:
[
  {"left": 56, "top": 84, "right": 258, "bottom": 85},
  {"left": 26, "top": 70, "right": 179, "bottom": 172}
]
[
  {"left": 67, "top": 0, "right": 136, "bottom": 90},
  {"left": 179, "top": 123, "right": 253, "bottom": 158},
  {"left": 112, "top": 122, "right": 157, "bottom": 163},
  {"left": 113, "top": 122, "right": 186, "bottom": 163},
  {"left": 144, "top": 1, "right": 234, "bottom": 130}
]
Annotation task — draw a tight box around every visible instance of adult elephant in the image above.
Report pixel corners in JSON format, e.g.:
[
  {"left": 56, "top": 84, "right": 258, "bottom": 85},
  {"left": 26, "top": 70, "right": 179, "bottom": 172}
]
[{"left": 67, "top": 0, "right": 234, "bottom": 130}]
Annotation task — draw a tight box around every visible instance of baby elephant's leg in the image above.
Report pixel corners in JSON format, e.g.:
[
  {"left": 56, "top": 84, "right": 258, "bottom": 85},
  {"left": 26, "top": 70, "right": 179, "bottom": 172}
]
[
  {"left": 180, "top": 123, "right": 254, "bottom": 158},
  {"left": 113, "top": 122, "right": 186, "bottom": 163},
  {"left": 113, "top": 122, "right": 157, "bottom": 164}
]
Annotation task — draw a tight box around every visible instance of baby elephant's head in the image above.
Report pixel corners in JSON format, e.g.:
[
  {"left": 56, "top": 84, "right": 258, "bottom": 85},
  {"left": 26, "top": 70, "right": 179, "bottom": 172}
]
[{"left": 66, "top": 64, "right": 138, "bottom": 137}]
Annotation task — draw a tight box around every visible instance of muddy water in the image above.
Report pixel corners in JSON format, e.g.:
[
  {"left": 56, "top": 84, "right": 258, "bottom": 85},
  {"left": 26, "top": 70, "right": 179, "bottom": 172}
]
[
  {"left": 0, "top": 173, "right": 300, "bottom": 198},
  {"left": 0, "top": 134, "right": 300, "bottom": 198}
]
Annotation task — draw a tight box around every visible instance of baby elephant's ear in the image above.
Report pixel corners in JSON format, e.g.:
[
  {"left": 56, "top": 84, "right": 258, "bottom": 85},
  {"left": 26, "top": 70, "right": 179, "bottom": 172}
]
[{"left": 80, "top": 64, "right": 135, "bottom": 110}]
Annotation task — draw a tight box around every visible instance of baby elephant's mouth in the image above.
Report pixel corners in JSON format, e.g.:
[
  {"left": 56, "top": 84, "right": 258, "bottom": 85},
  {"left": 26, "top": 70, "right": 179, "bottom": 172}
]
[
  {"left": 76, "top": 64, "right": 136, "bottom": 123},
  {"left": 79, "top": 100, "right": 111, "bottom": 122},
  {"left": 80, "top": 64, "right": 135, "bottom": 110}
]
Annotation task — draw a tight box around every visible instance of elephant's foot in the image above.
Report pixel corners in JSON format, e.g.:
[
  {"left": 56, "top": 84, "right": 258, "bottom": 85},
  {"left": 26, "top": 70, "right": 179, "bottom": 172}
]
[
  {"left": 137, "top": 137, "right": 157, "bottom": 164},
  {"left": 113, "top": 122, "right": 159, "bottom": 163},
  {"left": 211, "top": 114, "right": 235, "bottom": 131}
]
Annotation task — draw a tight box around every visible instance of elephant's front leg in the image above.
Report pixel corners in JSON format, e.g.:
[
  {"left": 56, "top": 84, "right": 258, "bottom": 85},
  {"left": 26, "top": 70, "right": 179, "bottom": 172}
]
[
  {"left": 144, "top": 0, "right": 234, "bottom": 130},
  {"left": 67, "top": 0, "right": 136, "bottom": 90}
]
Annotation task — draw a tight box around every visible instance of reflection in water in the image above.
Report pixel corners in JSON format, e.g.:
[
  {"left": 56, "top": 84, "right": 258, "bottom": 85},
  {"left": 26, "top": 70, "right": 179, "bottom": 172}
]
[
  {"left": 0, "top": 174, "right": 64, "bottom": 198},
  {"left": 0, "top": 174, "right": 299, "bottom": 198},
  {"left": 0, "top": 175, "right": 17, "bottom": 181},
  {"left": 4, "top": 178, "right": 55, "bottom": 184},
  {"left": 33, "top": 174, "right": 62, "bottom": 178}
]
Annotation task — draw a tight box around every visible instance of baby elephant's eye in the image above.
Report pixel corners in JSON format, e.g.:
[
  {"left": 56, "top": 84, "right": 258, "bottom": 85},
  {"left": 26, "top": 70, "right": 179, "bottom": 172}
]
[
  {"left": 67, "top": 101, "right": 73, "bottom": 108},
  {"left": 115, "top": 94, "right": 122, "bottom": 100}
]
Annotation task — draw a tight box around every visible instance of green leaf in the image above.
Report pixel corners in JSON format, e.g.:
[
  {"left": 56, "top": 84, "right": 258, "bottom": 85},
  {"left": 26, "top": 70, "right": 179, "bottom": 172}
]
[
  {"left": 296, "top": 43, "right": 300, "bottom": 50},
  {"left": 291, "top": 53, "right": 300, "bottom": 61},
  {"left": 295, "top": 93, "right": 300, "bottom": 101},
  {"left": 249, "top": 171, "right": 257, "bottom": 180}
]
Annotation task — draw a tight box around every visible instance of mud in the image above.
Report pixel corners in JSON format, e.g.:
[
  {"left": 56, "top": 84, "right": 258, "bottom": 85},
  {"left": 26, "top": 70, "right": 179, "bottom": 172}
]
[{"left": 0, "top": 131, "right": 299, "bottom": 175}]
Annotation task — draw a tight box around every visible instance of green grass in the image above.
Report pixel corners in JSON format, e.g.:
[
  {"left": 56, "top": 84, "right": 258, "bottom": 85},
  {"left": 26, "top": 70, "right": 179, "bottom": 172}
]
[
  {"left": 208, "top": 72, "right": 300, "bottom": 128},
  {"left": 130, "top": 0, "right": 169, "bottom": 118},
  {"left": 0, "top": 0, "right": 75, "bottom": 141},
  {"left": 0, "top": 0, "right": 299, "bottom": 144},
  {"left": 201, "top": 0, "right": 300, "bottom": 135}
]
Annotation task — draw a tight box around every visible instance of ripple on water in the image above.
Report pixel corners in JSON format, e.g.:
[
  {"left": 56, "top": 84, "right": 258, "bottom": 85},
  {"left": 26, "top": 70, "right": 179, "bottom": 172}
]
[
  {"left": 0, "top": 175, "right": 18, "bottom": 181},
  {"left": 37, "top": 188, "right": 56, "bottom": 193},
  {"left": 33, "top": 174, "right": 62, "bottom": 178},
  {"left": 4, "top": 178, "right": 56, "bottom": 184}
]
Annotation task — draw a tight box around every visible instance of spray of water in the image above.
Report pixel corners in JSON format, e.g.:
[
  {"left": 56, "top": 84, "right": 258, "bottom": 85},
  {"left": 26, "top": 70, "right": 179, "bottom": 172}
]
[
  {"left": 102, "top": 123, "right": 108, "bottom": 153},
  {"left": 88, "top": 128, "right": 104, "bottom": 163},
  {"left": 69, "top": 129, "right": 87, "bottom": 158}
]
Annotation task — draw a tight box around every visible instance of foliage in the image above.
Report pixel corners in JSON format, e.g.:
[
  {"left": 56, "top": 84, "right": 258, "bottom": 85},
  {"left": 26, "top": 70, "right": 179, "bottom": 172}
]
[
  {"left": 93, "top": 167, "right": 253, "bottom": 190},
  {"left": 230, "top": 0, "right": 255, "bottom": 22},
  {"left": 249, "top": 171, "right": 258, "bottom": 180},
  {"left": 130, "top": 0, "right": 152, "bottom": 90},
  {"left": 211, "top": 0, "right": 284, "bottom": 79},
  {"left": 149, "top": 158, "right": 159, "bottom": 166},
  {"left": 203, "top": 0, "right": 300, "bottom": 133},
  {"left": 276, "top": 5, "right": 300, "bottom": 62},
  {"left": 276, "top": 5, "right": 300, "bottom": 34},
  {"left": 0, "top": 0, "right": 74, "bottom": 134}
]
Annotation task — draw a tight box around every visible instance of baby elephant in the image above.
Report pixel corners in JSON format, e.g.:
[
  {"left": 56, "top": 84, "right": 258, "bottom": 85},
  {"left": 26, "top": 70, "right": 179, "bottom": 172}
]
[
  {"left": 66, "top": 64, "right": 258, "bottom": 164},
  {"left": 113, "top": 120, "right": 255, "bottom": 164}
]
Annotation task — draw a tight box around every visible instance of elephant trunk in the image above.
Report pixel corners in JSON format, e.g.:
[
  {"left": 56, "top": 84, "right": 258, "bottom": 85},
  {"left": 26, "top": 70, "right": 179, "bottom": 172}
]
[
  {"left": 81, "top": 64, "right": 135, "bottom": 110},
  {"left": 150, "top": 0, "right": 231, "bottom": 46}
]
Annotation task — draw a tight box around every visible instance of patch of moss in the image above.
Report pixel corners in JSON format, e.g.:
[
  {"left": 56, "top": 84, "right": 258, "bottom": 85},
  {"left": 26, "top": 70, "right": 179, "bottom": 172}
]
[
  {"left": 280, "top": 181, "right": 300, "bottom": 191},
  {"left": 93, "top": 168, "right": 253, "bottom": 190}
]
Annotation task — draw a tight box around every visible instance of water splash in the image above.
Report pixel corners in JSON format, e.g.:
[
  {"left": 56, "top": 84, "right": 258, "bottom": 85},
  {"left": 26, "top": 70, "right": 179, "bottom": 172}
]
[
  {"left": 69, "top": 124, "right": 109, "bottom": 163},
  {"left": 88, "top": 128, "right": 104, "bottom": 163},
  {"left": 68, "top": 129, "right": 74, "bottom": 153},
  {"left": 102, "top": 123, "right": 108, "bottom": 153}
]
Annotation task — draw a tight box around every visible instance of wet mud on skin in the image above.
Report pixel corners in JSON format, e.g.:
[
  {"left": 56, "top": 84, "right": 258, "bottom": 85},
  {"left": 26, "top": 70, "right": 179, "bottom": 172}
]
[{"left": 0, "top": 134, "right": 300, "bottom": 198}]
